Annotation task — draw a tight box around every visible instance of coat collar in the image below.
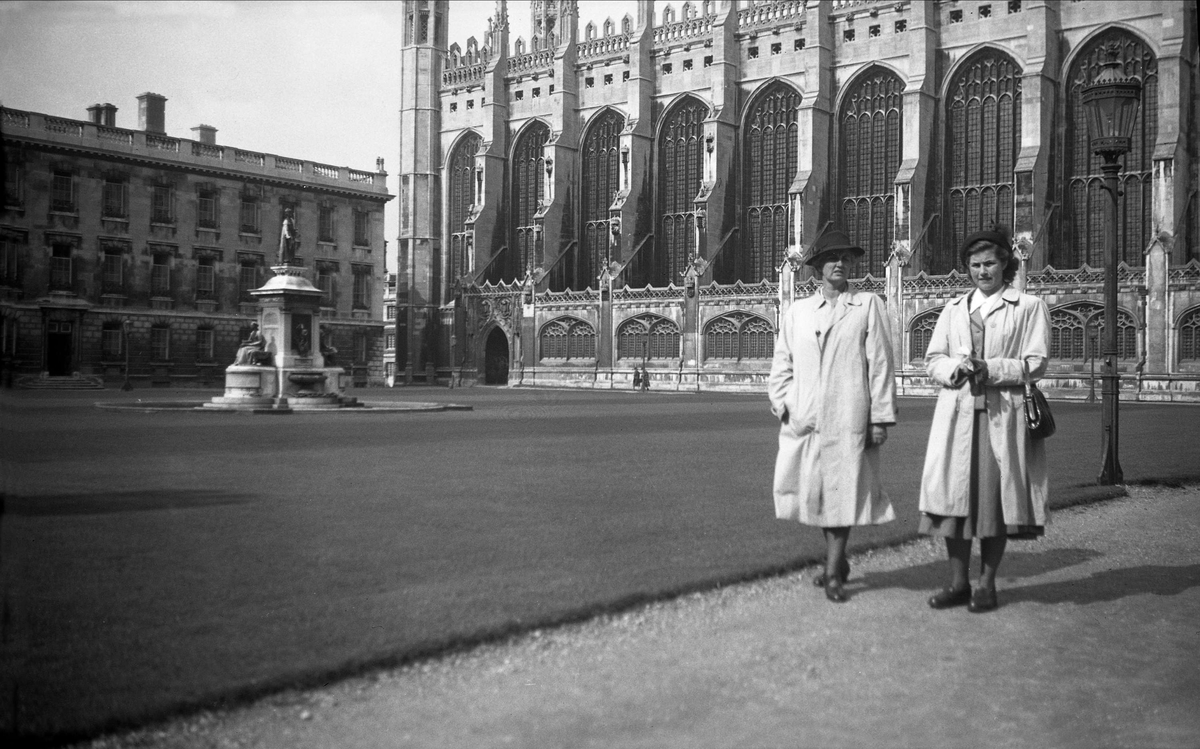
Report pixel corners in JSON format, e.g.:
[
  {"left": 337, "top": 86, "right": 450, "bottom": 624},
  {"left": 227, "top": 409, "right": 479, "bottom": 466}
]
[
  {"left": 814, "top": 286, "right": 865, "bottom": 307},
  {"left": 948, "top": 284, "right": 1019, "bottom": 308}
]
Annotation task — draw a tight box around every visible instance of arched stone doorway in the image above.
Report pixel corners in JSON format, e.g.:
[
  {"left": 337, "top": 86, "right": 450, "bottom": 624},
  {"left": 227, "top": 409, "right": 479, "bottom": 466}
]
[{"left": 484, "top": 327, "right": 509, "bottom": 385}]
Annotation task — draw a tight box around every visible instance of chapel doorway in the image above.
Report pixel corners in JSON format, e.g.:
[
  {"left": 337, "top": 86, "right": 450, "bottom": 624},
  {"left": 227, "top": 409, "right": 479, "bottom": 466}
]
[{"left": 484, "top": 327, "right": 509, "bottom": 385}]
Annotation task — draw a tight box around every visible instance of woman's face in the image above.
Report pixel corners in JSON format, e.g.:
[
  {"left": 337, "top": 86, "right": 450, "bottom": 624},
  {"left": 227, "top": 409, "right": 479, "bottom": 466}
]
[
  {"left": 967, "top": 247, "right": 1006, "bottom": 295},
  {"left": 819, "top": 251, "right": 857, "bottom": 285}
]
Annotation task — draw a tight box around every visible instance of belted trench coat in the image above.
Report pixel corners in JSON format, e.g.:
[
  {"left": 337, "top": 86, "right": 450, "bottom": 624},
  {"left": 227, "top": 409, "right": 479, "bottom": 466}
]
[
  {"left": 918, "top": 285, "right": 1051, "bottom": 525},
  {"left": 768, "top": 289, "right": 897, "bottom": 527}
]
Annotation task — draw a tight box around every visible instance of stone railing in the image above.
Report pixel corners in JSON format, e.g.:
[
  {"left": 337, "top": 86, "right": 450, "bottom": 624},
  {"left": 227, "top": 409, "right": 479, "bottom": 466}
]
[
  {"left": 738, "top": 0, "right": 807, "bottom": 30},
  {"left": 146, "top": 134, "right": 180, "bottom": 152},
  {"left": 44, "top": 116, "right": 83, "bottom": 136},
  {"left": 192, "top": 142, "right": 224, "bottom": 160},
  {"left": 1025, "top": 263, "right": 1145, "bottom": 288},
  {"left": 698, "top": 280, "right": 777, "bottom": 299},
  {"left": 507, "top": 49, "right": 554, "bottom": 76},
  {"left": 274, "top": 156, "right": 303, "bottom": 172},
  {"left": 443, "top": 62, "right": 487, "bottom": 88},
  {"left": 578, "top": 33, "right": 630, "bottom": 61},
  {"left": 235, "top": 149, "right": 265, "bottom": 166},
  {"left": 97, "top": 126, "right": 134, "bottom": 145},
  {"left": 614, "top": 284, "right": 686, "bottom": 301},
  {"left": 0, "top": 106, "right": 387, "bottom": 193},
  {"left": 653, "top": 15, "right": 713, "bottom": 47},
  {"left": 539, "top": 288, "right": 600, "bottom": 305},
  {"left": 1168, "top": 260, "right": 1200, "bottom": 285}
]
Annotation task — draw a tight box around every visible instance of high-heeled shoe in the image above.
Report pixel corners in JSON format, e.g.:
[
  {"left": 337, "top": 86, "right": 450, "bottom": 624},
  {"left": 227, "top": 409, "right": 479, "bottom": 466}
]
[
  {"left": 967, "top": 586, "right": 998, "bottom": 613},
  {"left": 812, "top": 559, "right": 851, "bottom": 587},
  {"left": 825, "top": 577, "right": 848, "bottom": 603},
  {"left": 927, "top": 585, "right": 971, "bottom": 610}
]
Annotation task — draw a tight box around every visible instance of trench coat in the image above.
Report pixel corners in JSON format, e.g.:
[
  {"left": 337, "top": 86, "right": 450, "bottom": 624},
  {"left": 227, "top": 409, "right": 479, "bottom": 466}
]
[
  {"left": 768, "top": 289, "right": 897, "bottom": 526},
  {"left": 918, "top": 285, "right": 1051, "bottom": 525}
]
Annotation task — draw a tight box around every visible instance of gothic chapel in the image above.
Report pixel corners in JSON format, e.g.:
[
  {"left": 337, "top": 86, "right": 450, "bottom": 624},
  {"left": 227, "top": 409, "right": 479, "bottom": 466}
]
[{"left": 393, "top": 0, "right": 1200, "bottom": 399}]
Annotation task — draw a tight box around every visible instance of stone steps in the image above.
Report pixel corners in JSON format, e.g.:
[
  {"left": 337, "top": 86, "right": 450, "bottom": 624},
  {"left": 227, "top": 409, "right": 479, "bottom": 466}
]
[{"left": 16, "top": 375, "right": 106, "bottom": 390}]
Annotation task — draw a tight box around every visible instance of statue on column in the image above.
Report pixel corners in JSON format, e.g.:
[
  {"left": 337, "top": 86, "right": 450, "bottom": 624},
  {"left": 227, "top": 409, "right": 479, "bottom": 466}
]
[{"left": 278, "top": 207, "right": 298, "bottom": 265}]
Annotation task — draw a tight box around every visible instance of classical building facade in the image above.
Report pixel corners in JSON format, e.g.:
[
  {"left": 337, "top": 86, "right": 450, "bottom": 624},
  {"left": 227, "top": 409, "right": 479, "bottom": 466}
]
[
  {"left": 1, "top": 94, "right": 392, "bottom": 388},
  {"left": 395, "top": 0, "right": 1200, "bottom": 400}
]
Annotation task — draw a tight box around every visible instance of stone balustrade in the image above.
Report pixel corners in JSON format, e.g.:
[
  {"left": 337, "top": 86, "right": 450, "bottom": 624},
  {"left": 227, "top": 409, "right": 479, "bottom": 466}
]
[
  {"left": 653, "top": 15, "right": 713, "bottom": 46},
  {"left": 0, "top": 106, "right": 388, "bottom": 193},
  {"left": 508, "top": 49, "right": 554, "bottom": 76},
  {"left": 443, "top": 62, "right": 487, "bottom": 88},
  {"left": 738, "top": 0, "right": 807, "bottom": 29},
  {"left": 578, "top": 33, "right": 630, "bottom": 61}
]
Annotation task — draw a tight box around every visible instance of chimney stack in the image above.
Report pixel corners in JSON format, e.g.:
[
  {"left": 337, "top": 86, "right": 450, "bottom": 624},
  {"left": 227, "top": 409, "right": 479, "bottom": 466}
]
[
  {"left": 86, "top": 103, "right": 118, "bottom": 127},
  {"left": 190, "top": 124, "right": 218, "bottom": 145},
  {"left": 136, "top": 92, "right": 167, "bottom": 134}
]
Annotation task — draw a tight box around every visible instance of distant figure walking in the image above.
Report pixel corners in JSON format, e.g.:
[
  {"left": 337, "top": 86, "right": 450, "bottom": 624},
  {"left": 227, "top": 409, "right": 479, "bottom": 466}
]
[
  {"left": 632, "top": 367, "right": 642, "bottom": 390},
  {"left": 640, "top": 366, "right": 650, "bottom": 391},
  {"left": 278, "top": 207, "right": 298, "bottom": 265},
  {"left": 768, "top": 230, "right": 897, "bottom": 604},
  {"left": 918, "top": 225, "right": 1051, "bottom": 614}
]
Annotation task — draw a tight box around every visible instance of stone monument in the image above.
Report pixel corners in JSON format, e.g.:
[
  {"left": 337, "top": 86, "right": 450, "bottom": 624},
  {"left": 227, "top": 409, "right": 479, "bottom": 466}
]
[{"left": 206, "top": 214, "right": 357, "bottom": 411}]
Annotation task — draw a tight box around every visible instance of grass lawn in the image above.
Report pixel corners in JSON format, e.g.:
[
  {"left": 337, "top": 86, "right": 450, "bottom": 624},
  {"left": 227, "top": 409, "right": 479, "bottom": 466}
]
[{"left": 1, "top": 388, "right": 1196, "bottom": 742}]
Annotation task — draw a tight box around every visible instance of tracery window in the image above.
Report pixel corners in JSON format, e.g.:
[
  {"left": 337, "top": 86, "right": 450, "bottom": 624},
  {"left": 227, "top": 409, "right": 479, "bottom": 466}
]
[
  {"left": 655, "top": 97, "right": 707, "bottom": 286},
  {"left": 539, "top": 317, "right": 597, "bottom": 361},
  {"left": 1049, "top": 302, "right": 1137, "bottom": 361},
  {"left": 703, "top": 313, "right": 775, "bottom": 361},
  {"left": 511, "top": 122, "right": 550, "bottom": 281},
  {"left": 742, "top": 83, "right": 801, "bottom": 283},
  {"left": 943, "top": 51, "right": 1021, "bottom": 273},
  {"left": 1177, "top": 307, "right": 1200, "bottom": 363},
  {"left": 1060, "top": 30, "right": 1158, "bottom": 268},
  {"left": 617, "top": 314, "right": 681, "bottom": 360},
  {"left": 909, "top": 308, "right": 941, "bottom": 361},
  {"left": 448, "top": 132, "right": 482, "bottom": 287},
  {"left": 580, "top": 110, "right": 624, "bottom": 291},
  {"left": 839, "top": 69, "right": 903, "bottom": 278}
]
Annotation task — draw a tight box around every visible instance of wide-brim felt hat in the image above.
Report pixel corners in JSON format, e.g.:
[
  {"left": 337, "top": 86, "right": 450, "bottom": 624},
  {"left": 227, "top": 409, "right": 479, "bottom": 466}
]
[
  {"left": 801, "top": 229, "right": 865, "bottom": 267},
  {"left": 960, "top": 224, "right": 1012, "bottom": 262}
]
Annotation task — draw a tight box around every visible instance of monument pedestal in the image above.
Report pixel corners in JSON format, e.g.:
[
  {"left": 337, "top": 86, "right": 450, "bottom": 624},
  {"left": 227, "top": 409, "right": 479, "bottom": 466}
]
[{"left": 208, "top": 265, "right": 360, "bottom": 412}]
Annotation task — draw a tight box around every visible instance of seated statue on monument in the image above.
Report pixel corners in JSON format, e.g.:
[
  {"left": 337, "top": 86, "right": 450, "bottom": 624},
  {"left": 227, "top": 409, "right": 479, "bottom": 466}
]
[
  {"left": 320, "top": 328, "right": 338, "bottom": 366},
  {"left": 233, "top": 323, "right": 273, "bottom": 366},
  {"left": 278, "top": 207, "right": 298, "bottom": 265}
]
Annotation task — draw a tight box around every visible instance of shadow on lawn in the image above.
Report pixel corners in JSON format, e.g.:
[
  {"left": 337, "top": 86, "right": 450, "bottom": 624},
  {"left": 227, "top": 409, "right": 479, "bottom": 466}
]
[{"left": 1, "top": 489, "right": 253, "bottom": 517}]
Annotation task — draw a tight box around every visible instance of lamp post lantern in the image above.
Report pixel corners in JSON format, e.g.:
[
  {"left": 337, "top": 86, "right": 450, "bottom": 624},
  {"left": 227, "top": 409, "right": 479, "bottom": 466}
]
[{"left": 1081, "top": 43, "right": 1142, "bottom": 485}]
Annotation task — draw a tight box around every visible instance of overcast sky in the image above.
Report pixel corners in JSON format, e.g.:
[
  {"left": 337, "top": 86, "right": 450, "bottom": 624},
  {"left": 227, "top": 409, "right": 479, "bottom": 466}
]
[{"left": 0, "top": 0, "right": 642, "bottom": 271}]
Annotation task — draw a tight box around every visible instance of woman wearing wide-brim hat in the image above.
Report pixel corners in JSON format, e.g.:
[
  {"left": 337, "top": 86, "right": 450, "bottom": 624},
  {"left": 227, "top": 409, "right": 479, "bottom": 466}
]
[
  {"left": 768, "top": 230, "right": 898, "bottom": 603},
  {"left": 917, "top": 225, "right": 1051, "bottom": 613}
]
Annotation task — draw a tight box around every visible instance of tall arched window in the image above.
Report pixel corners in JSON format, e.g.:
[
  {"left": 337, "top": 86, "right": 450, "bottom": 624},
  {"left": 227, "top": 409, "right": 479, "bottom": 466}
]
[
  {"left": 742, "top": 82, "right": 801, "bottom": 283},
  {"left": 1049, "top": 302, "right": 1137, "bottom": 361},
  {"left": 580, "top": 110, "right": 624, "bottom": 290},
  {"left": 511, "top": 121, "right": 550, "bottom": 280},
  {"left": 703, "top": 312, "right": 774, "bottom": 361},
  {"left": 840, "top": 69, "right": 903, "bottom": 278},
  {"left": 656, "top": 97, "right": 707, "bottom": 286},
  {"left": 617, "top": 314, "right": 681, "bottom": 360},
  {"left": 1179, "top": 307, "right": 1200, "bottom": 364},
  {"left": 448, "top": 132, "right": 481, "bottom": 287},
  {"left": 943, "top": 51, "right": 1021, "bottom": 273},
  {"left": 909, "top": 308, "right": 941, "bottom": 362},
  {"left": 539, "top": 317, "right": 597, "bottom": 361},
  {"left": 1060, "top": 30, "right": 1158, "bottom": 268}
]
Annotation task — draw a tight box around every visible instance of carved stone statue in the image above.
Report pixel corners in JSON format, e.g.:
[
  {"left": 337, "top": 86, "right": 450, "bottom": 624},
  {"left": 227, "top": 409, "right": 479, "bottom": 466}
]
[
  {"left": 233, "top": 323, "right": 272, "bottom": 366},
  {"left": 320, "top": 328, "right": 338, "bottom": 366},
  {"left": 278, "top": 207, "right": 298, "bottom": 265}
]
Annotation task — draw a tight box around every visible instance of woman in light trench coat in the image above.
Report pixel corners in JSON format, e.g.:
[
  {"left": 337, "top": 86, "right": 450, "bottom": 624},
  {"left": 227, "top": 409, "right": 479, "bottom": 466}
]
[
  {"left": 919, "top": 226, "right": 1051, "bottom": 613},
  {"left": 769, "top": 230, "right": 897, "bottom": 603}
]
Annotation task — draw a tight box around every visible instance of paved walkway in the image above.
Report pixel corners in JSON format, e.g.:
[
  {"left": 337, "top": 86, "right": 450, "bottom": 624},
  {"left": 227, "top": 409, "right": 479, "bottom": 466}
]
[{"left": 75, "top": 484, "right": 1200, "bottom": 749}]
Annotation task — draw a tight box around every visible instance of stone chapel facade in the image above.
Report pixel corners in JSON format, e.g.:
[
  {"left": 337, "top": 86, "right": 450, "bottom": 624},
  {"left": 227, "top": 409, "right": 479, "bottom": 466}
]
[{"left": 394, "top": 0, "right": 1200, "bottom": 400}]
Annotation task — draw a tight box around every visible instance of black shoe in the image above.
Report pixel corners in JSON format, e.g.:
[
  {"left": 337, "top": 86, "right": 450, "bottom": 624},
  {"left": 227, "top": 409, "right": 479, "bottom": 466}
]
[
  {"left": 825, "top": 578, "right": 849, "bottom": 603},
  {"left": 927, "top": 586, "right": 972, "bottom": 610},
  {"left": 967, "top": 587, "right": 998, "bottom": 613},
  {"left": 813, "top": 559, "right": 851, "bottom": 587}
]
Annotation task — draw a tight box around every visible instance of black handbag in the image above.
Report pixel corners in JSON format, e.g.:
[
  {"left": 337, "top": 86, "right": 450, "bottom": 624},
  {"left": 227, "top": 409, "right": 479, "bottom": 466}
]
[{"left": 1023, "top": 361, "right": 1056, "bottom": 439}]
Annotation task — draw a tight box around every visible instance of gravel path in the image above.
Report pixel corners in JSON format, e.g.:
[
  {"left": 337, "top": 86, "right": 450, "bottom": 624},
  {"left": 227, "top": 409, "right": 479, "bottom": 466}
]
[{"left": 75, "top": 484, "right": 1200, "bottom": 749}]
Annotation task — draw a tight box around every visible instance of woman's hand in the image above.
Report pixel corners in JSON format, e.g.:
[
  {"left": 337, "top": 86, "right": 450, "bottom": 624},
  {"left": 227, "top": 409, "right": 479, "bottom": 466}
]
[{"left": 868, "top": 425, "right": 887, "bottom": 446}]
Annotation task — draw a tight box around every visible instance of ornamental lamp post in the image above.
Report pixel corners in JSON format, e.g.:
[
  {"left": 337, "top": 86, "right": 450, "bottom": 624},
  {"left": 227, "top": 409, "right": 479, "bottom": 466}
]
[{"left": 1081, "top": 44, "right": 1142, "bottom": 485}]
